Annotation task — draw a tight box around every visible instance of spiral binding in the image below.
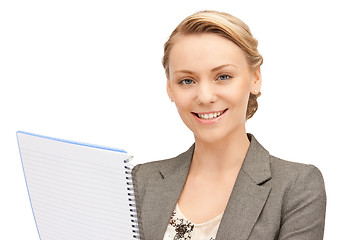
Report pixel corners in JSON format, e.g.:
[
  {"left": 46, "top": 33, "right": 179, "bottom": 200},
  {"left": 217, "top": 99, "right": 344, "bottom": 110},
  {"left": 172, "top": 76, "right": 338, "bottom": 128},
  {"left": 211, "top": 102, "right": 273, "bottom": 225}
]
[{"left": 124, "top": 155, "right": 140, "bottom": 239}]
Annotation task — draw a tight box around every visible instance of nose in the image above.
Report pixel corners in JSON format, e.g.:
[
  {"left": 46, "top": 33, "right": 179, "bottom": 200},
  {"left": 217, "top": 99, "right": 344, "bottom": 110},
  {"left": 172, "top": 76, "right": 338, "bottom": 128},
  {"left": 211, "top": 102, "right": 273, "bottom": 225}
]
[{"left": 196, "top": 81, "right": 217, "bottom": 105}]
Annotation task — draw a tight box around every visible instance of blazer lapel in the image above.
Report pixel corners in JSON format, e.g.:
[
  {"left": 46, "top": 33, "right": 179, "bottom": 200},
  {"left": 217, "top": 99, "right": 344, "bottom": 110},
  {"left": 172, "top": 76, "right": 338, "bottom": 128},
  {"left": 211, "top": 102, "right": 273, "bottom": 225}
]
[
  {"left": 141, "top": 145, "right": 194, "bottom": 239},
  {"left": 216, "top": 133, "right": 272, "bottom": 239}
]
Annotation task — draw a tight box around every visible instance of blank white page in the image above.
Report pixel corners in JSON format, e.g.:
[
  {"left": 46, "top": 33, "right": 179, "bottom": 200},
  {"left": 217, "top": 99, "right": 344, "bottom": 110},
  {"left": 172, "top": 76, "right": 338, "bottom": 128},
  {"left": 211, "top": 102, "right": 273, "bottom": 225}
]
[{"left": 17, "top": 131, "right": 139, "bottom": 240}]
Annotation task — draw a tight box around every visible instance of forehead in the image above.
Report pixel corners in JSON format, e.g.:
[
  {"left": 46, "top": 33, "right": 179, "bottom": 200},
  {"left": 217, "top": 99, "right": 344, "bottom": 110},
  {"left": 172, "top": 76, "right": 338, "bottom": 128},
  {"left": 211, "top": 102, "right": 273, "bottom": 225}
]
[{"left": 169, "top": 33, "right": 248, "bottom": 72}]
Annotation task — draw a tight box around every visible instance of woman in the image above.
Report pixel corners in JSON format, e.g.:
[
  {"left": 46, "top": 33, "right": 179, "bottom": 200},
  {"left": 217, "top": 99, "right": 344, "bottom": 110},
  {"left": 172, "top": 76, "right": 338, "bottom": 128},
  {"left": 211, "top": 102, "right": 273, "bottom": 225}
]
[{"left": 132, "top": 10, "right": 326, "bottom": 240}]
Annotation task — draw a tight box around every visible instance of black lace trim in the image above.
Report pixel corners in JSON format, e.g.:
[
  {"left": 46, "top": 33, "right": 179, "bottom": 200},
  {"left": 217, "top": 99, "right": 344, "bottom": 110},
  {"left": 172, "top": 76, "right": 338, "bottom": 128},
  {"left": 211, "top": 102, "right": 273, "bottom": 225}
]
[{"left": 168, "top": 210, "right": 215, "bottom": 240}]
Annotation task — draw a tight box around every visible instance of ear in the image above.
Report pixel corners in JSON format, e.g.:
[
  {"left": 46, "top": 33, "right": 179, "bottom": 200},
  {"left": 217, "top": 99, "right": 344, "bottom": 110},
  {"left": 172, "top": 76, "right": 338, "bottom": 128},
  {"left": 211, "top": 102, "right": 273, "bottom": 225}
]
[
  {"left": 166, "top": 79, "right": 174, "bottom": 101},
  {"left": 250, "top": 68, "right": 262, "bottom": 94}
]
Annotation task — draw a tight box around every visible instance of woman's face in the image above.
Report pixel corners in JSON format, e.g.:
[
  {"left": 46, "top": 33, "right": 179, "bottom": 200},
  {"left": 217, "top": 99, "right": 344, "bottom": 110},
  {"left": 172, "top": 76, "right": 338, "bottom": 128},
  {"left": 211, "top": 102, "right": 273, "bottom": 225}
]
[{"left": 167, "top": 33, "right": 261, "bottom": 144}]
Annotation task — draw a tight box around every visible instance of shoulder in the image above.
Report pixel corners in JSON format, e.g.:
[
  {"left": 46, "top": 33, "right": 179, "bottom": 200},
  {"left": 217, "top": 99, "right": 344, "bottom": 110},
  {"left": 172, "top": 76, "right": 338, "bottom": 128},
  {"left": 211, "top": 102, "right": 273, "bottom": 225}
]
[
  {"left": 265, "top": 157, "right": 326, "bottom": 239},
  {"left": 269, "top": 155, "right": 325, "bottom": 192},
  {"left": 131, "top": 144, "right": 194, "bottom": 185},
  {"left": 131, "top": 156, "right": 178, "bottom": 181},
  {"left": 267, "top": 155, "right": 326, "bottom": 220}
]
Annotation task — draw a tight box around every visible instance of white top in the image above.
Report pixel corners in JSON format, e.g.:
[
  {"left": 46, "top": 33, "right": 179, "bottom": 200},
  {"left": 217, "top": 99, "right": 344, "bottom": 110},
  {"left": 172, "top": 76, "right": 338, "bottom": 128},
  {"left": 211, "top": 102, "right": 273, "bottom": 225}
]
[{"left": 163, "top": 203, "right": 224, "bottom": 240}]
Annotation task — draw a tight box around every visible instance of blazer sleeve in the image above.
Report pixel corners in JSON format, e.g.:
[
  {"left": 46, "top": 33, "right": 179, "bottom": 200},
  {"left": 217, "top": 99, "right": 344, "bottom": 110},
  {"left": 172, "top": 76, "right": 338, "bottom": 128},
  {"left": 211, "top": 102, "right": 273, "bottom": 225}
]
[{"left": 278, "top": 165, "right": 327, "bottom": 240}]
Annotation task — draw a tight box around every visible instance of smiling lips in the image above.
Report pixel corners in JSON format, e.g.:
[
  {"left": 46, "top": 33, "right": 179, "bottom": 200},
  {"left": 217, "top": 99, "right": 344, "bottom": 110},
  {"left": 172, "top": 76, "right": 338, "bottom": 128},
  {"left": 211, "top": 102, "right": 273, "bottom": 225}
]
[{"left": 192, "top": 109, "right": 228, "bottom": 124}]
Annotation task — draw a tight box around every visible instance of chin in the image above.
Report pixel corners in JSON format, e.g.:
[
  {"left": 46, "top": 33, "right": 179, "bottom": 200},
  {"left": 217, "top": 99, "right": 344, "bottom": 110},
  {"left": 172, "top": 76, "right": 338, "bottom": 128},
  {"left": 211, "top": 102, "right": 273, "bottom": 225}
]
[{"left": 193, "top": 129, "right": 230, "bottom": 144}]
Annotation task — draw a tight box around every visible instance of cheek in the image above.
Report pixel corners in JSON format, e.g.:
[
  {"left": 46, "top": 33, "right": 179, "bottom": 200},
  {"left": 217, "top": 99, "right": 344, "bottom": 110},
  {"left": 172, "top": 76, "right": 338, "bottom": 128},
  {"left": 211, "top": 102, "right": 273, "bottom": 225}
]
[
  {"left": 224, "top": 82, "right": 250, "bottom": 107},
  {"left": 174, "top": 100, "right": 194, "bottom": 129},
  {"left": 173, "top": 94, "right": 191, "bottom": 114},
  {"left": 172, "top": 88, "right": 194, "bottom": 109}
]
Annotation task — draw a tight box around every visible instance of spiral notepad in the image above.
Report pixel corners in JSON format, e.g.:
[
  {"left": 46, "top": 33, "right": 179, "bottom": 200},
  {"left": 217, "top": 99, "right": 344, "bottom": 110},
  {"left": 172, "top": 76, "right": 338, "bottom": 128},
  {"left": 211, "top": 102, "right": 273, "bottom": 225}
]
[{"left": 16, "top": 131, "right": 139, "bottom": 240}]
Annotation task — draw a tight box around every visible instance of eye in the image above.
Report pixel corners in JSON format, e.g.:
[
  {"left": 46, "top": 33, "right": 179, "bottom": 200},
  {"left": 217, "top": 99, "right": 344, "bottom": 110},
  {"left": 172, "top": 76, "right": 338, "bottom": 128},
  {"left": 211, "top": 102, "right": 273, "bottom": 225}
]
[
  {"left": 218, "top": 74, "right": 231, "bottom": 81},
  {"left": 179, "top": 79, "right": 194, "bottom": 85}
]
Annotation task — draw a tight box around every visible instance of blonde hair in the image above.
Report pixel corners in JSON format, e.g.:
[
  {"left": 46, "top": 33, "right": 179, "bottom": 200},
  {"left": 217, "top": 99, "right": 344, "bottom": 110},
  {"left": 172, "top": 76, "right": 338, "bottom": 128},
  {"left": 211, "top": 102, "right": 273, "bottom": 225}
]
[{"left": 162, "top": 10, "right": 263, "bottom": 120}]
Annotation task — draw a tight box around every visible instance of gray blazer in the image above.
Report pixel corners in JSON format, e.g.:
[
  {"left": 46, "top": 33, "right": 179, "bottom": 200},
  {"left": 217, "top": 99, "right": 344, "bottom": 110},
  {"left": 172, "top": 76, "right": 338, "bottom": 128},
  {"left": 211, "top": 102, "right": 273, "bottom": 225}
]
[{"left": 131, "top": 133, "right": 326, "bottom": 240}]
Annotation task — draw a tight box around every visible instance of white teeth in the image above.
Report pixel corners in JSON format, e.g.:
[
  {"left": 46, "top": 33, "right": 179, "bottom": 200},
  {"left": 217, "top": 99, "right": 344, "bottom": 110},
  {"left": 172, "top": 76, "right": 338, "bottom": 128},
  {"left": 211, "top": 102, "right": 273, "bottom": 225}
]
[{"left": 198, "top": 111, "right": 223, "bottom": 120}]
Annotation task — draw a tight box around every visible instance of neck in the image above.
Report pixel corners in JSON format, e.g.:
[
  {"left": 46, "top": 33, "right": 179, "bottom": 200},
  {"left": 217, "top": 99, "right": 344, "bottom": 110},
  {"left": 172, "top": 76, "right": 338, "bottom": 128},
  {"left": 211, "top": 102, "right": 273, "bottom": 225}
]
[{"left": 191, "top": 128, "right": 250, "bottom": 177}]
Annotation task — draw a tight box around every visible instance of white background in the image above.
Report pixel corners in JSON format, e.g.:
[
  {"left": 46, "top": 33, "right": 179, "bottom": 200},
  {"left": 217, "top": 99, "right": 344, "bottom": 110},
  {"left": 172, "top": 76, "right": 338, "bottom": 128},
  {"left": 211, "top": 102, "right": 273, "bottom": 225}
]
[{"left": 1, "top": 0, "right": 359, "bottom": 239}]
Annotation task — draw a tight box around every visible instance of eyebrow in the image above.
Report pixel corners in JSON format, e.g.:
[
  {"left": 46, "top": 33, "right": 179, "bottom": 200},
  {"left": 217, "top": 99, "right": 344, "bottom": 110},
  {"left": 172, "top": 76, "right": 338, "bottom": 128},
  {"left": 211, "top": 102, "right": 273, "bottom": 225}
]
[{"left": 173, "top": 64, "right": 238, "bottom": 75}]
